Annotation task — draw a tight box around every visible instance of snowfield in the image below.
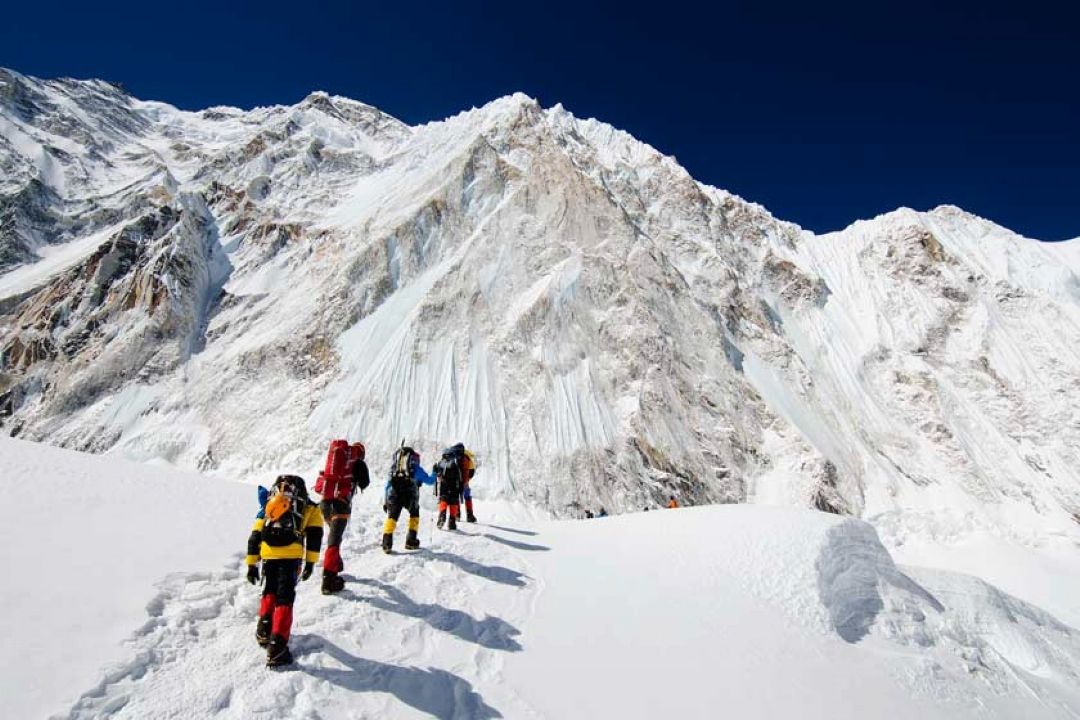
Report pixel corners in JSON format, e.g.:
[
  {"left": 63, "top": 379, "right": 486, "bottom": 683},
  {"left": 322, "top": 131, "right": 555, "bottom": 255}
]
[
  {"left": 0, "top": 437, "right": 253, "bottom": 719},
  {"left": 3, "top": 67, "right": 1080, "bottom": 718},
  {"left": 4, "top": 437, "right": 1080, "bottom": 719}
]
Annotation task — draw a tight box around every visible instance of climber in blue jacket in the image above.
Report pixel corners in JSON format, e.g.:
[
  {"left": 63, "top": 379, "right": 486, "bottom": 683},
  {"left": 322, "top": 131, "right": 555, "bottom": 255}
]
[{"left": 381, "top": 445, "right": 435, "bottom": 552}]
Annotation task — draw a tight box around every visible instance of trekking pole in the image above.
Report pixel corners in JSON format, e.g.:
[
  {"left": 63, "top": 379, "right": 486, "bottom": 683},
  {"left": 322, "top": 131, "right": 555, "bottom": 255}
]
[{"left": 429, "top": 485, "right": 437, "bottom": 547}]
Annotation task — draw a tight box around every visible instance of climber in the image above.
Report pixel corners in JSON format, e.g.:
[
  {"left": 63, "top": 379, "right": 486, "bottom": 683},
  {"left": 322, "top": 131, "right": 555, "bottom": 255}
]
[
  {"left": 434, "top": 443, "right": 472, "bottom": 530},
  {"left": 667, "top": 496, "right": 679, "bottom": 509},
  {"left": 245, "top": 475, "right": 323, "bottom": 667},
  {"left": 382, "top": 444, "right": 435, "bottom": 552},
  {"left": 314, "top": 440, "right": 370, "bottom": 595},
  {"left": 462, "top": 448, "right": 478, "bottom": 522}
]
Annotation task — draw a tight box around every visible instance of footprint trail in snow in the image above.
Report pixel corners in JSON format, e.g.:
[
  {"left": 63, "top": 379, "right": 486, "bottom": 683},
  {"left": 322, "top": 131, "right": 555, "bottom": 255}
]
[{"left": 64, "top": 502, "right": 543, "bottom": 720}]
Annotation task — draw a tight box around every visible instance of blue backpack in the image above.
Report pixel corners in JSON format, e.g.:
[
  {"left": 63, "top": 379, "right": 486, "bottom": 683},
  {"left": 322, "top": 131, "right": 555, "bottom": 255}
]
[{"left": 256, "top": 485, "right": 270, "bottom": 518}]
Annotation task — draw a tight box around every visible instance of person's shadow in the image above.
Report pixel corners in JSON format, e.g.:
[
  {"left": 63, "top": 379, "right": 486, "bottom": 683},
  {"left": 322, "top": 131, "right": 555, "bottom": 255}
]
[
  {"left": 296, "top": 635, "right": 502, "bottom": 719},
  {"left": 420, "top": 550, "right": 531, "bottom": 587},
  {"left": 481, "top": 533, "right": 550, "bottom": 552},
  {"left": 484, "top": 524, "right": 539, "bottom": 537},
  {"left": 344, "top": 578, "right": 523, "bottom": 651}
]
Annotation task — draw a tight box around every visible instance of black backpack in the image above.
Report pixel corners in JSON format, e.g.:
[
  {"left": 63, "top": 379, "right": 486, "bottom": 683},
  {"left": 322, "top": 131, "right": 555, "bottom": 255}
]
[
  {"left": 262, "top": 475, "right": 308, "bottom": 547},
  {"left": 436, "top": 445, "right": 465, "bottom": 497},
  {"left": 442, "top": 443, "right": 466, "bottom": 462},
  {"left": 389, "top": 446, "right": 418, "bottom": 497}
]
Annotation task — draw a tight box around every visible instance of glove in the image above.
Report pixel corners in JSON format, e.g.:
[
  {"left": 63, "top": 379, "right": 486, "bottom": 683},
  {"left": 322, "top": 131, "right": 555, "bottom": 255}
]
[
  {"left": 246, "top": 564, "right": 260, "bottom": 585},
  {"left": 301, "top": 561, "right": 315, "bottom": 581}
]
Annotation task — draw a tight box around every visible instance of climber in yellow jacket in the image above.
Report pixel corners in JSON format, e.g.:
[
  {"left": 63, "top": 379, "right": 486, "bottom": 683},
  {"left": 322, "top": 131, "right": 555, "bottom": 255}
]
[{"left": 245, "top": 474, "right": 323, "bottom": 667}]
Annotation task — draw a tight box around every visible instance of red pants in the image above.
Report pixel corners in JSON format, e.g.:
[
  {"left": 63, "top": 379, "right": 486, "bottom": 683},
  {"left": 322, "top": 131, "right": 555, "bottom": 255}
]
[
  {"left": 438, "top": 500, "right": 460, "bottom": 518},
  {"left": 320, "top": 499, "right": 350, "bottom": 574},
  {"left": 258, "top": 559, "right": 299, "bottom": 641}
]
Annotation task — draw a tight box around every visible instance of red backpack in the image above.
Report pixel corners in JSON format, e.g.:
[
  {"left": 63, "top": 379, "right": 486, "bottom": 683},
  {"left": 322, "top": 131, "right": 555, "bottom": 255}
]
[{"left": 314, "top": 439, "right": 352, "bottom": 501}]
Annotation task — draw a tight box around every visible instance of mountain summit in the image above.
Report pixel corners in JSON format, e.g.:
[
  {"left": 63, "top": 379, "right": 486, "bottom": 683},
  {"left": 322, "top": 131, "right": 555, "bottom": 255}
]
[{"left": 1, "top": 68, "right": 1078, "bottom": 545}]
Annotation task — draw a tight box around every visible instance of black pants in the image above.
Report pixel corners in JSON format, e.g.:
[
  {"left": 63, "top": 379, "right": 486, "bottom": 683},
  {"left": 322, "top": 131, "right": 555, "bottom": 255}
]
[
  {"left": 259, "top": 558, "right": 301, "bottom": 643},
  {"left": 438, "top": 485, "right": 462, "bottom": 505},
  {"left": 262, "top": 559, "right": 300, "bottom": 605},
  {"left": 386, "top": 493, "right": 420, "bottom": 523},
  {"left": 320, "top": 499, "right": 350, "bottom": 573}
]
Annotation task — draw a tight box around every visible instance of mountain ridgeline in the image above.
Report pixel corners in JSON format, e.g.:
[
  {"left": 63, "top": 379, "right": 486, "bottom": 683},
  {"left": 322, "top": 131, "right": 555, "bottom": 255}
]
[{"left": 1, "top": 68, "right": 1078, "bottom": 539}]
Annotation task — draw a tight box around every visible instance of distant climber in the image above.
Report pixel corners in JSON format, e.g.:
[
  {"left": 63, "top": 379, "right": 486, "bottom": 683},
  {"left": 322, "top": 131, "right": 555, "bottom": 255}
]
[
  {"left": 462, "top": 448, "right": 478, "bottom": 522},
  {"left": 667, "top": 496, "right": 679, "bottom": 509},
  {"left": 314, "top": 439, "right": 370, "bottom": 595},
  {"left": 597, "top": 507, "right": 608, "bottom": 518},
  {"left": 382, "top": 444, "right": 435, "bottom": 552},
  {"left": 585, "top": 510, "right": 595, "bottom": 519},
  {"left": 434, "top": 443, "right": 472, "bottom": 530},
  {"left": 245, "top": 475, "right": 323, "bottom": 667}
]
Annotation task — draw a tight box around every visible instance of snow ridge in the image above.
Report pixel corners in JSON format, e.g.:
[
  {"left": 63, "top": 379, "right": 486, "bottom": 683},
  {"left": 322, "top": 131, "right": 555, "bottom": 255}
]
[
  {"left": 6, "top": 435, "right": 1078, "bottom": 719},
  {"left": 1, "top": 68, "right": 1078, "bottom": 548}
]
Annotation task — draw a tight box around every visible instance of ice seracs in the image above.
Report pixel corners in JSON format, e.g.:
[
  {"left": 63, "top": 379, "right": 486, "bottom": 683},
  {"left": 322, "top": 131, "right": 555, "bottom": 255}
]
[
  {"left": 0, "top": 68, "right": 1078, "bottom": 546},
  {"left": 3, "top": 67, "right": 1080, "bottom": 719}
]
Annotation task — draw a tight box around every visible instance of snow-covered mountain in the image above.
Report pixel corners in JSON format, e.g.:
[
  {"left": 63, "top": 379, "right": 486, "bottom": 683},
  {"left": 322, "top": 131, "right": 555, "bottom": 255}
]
[
  {"left": 4, "top": 67, "right": 1080, "bottom": 719},
  {"left": 1, "top": 67, "right": 1078, "bottom": 544}
]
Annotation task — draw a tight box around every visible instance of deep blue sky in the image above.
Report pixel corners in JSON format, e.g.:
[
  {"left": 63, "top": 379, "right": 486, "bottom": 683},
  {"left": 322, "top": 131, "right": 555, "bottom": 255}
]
[{"left": 3, "top": 1, "right": 1077, "bottom": 239}]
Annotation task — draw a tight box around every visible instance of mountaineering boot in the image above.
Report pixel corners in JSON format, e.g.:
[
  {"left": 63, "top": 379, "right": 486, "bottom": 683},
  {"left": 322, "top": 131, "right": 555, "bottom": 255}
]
[
  {"left": 266, "top": 635, "right": 294, "bottom": 667},
  {"left": 448, "top": 515, "right": 457, "bottom": 531},
  {"left": 256, "top": 593, "right": 276, "bottom": 647},
  {"left": 437, "top": 510, "right": 446, "bottom": 529},
  {"left": 321, "top": 572, "right": 345, "bottom": 595},
  {"left": 382, "top": 532, "right": 393, "bottom": 554},
  {"left": 256, "top": 614, "right": 272, "bottom": 647},
  {"left": 466, "top": 511, "right": 477, "bottom": 523},
  {"left": 405, "top": 529, "right": 420, "bottom": 550}
]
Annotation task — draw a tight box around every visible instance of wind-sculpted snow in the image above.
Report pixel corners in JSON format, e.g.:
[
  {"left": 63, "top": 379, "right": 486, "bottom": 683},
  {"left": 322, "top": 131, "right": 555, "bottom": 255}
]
[
  {"left": 1, "top": 67, "right": 1079, "bottom": 564},
  {"left": 0, "top": 437, "right": 254, "bottom": 719},
  {"left": 6, "top": 439, "right": 1080, "bottom": 718}
]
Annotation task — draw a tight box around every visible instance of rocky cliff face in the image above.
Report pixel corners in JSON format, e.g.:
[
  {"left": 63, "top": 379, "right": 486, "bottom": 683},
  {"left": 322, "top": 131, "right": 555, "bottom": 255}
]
[{"left": 1, "top": 68, "right": 1078, "bottom": 541}]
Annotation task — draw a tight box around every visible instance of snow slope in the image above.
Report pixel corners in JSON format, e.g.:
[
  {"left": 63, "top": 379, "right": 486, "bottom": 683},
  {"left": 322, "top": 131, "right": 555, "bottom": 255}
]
[
  {"left": 3, "top": 70, "right": 1080, "bottom": 716},
  {"left": 6, "top": 439, "right": 1080, "bottom": 719},
  {"left": 3, "top": 67, "right": 1078, "bottom": 540},
  {"left": 507, "top": 507, "right": 1080, "bottom": 719},
  {"left": 0, "top": 436, "right": 253, "bottom": 719}
]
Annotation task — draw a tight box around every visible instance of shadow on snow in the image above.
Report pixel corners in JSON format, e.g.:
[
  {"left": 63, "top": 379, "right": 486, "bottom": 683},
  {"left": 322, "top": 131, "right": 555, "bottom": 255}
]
[
  {"left": 296, "top": 635, "right": 502, "bottom": 719},
  {"left": 483, "top": 524, "right": 540, "bottom": 537},
  {"left": 421, "top": 549, "right": 531, "bottom": 588},
  {"left": 343, "top": 578, "right": 523, "bottom": 652},
  {"left": 481, "top": 533, "right": 550, "bottom": 552}
]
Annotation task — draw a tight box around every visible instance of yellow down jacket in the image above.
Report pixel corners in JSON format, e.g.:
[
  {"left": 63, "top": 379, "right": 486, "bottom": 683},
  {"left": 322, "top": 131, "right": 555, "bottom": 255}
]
[{"left": 245, "top": 501, "right": 323, "bottom": 565}]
